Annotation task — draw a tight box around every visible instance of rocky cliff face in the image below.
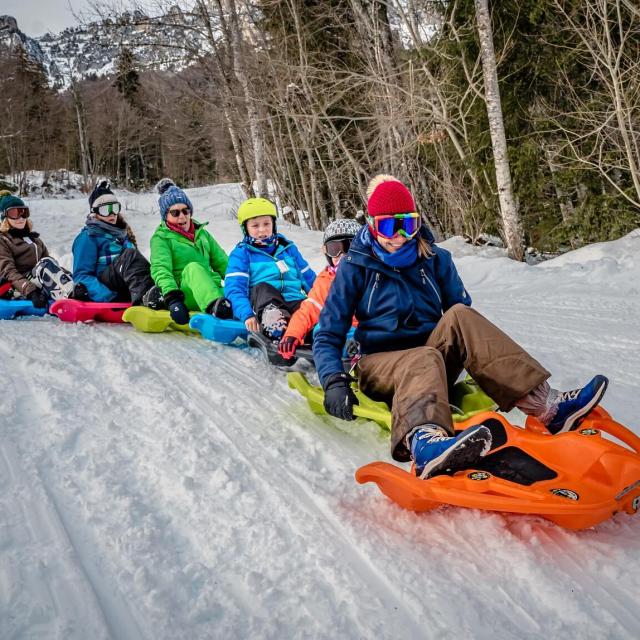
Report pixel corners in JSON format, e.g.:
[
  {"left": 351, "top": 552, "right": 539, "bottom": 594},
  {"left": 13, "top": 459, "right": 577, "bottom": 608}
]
[{"left": 0, "top": 8, "right": 204, "bottom": 88}]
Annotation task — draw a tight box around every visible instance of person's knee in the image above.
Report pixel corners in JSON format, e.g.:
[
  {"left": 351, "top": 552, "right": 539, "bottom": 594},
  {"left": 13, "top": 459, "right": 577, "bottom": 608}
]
[
  {"left": 396, "top": 346, "right": 444, "bottom": 378},
  {"left": 447, "top": 303, "right": 472, "bottom": 317},
  {"left": 182, "top": 261, "right": 209, "bottom": 278}
]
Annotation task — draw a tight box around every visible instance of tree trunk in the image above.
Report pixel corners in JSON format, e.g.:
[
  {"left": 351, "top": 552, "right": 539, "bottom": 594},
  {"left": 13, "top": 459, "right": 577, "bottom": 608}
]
[
  {"left": 543, "top": 143, "right": 574, "bottom": 224},
  {"left": 223, "top": 0, "right": 268, "bottom": 197},
  {"left": 71, "top": 82, "right": 92, "bottom": 189},
  {"left": 474, "top": 0, "right": 524, "bottom": 260}
]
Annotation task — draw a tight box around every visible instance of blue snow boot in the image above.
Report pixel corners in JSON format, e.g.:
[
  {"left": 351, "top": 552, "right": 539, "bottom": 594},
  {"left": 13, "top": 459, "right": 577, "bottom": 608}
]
[
  {"left": 410, "top": 424, "right": 492, "bottom": 480},
  {"left": 547, "top": 375, "right": 609, "bottom": 435}
]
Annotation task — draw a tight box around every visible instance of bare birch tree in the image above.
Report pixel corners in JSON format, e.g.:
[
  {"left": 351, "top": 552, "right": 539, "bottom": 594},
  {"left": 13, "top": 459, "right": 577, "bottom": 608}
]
[{"left": 474, "top": 0, "right": 523, "bottom": 260}]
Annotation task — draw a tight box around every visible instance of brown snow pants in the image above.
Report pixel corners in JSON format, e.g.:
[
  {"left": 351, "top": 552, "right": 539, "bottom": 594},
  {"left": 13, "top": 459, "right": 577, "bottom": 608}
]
[{"left": 357, "top": 304, "right": 550, "bottom": 461}]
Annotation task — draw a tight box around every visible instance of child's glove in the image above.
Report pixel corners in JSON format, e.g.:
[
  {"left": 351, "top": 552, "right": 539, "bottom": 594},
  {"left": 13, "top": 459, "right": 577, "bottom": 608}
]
[
  {"left": 164, "top": 290, "right": 190, "bottom": 325},
  {"left": 323, "top": 372, "right": 359, "bottom": 421},
  {"left": 27, "top": 288, "right": 49, "bottom": 308},
  {"left": 278, "top": 336, "right": 300, "bottom": 360}
]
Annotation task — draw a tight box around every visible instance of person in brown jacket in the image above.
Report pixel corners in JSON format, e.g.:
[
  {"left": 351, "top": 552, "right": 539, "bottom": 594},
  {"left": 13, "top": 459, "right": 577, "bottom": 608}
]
[
  {"left": 0, "top": 192, "right": 73, "bottom": 308},
  {"left": 313, "top": 175, "right": 609, "bottom": 479}
]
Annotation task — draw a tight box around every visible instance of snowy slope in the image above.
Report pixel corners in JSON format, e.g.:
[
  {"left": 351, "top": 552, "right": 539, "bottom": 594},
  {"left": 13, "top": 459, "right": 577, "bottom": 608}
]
[{"left": 1, "top": 185, "right": 639, "bottom": 639}]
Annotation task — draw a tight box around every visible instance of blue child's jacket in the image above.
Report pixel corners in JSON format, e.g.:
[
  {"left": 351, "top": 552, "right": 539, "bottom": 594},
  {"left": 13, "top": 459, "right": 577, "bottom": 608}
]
[
  {"left": 224, "top": 234, "right": 316, "bottom": 322},
  {"left": 313, "top": 225, "right": 471, "bottom": 385},
  {"left": 72, "top": 221, "right": 135, "bottom": 302}
]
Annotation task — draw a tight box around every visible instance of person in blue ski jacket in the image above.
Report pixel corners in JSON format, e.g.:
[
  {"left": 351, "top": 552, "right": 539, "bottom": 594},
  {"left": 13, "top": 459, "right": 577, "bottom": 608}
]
[
  {"left": 71, "top": 180, "right": 158, "bottom": 305},
  {"left": 225, "top": 197, "right": 316, "bottom": 339},
  {"left": 313, "top": 174, "right": 609, "bottom": 480}
]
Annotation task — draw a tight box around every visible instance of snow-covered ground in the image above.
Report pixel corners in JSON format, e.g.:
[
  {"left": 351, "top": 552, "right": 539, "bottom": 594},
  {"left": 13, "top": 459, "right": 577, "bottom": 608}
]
[{"left": 2, "top": 183, "right": 639, "bottom": 639}]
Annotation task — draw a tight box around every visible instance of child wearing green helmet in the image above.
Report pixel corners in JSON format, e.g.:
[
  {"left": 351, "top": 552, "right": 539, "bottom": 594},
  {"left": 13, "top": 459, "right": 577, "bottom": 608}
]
[{"left": 224, "top": 197, "right": 316, "bottom": 340}]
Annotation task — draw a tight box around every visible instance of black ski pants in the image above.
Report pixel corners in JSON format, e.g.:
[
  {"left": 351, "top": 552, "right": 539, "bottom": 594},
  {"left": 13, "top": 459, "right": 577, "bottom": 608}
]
[
  {"left": 99, "top": 248, "right": 154, "bottom": 304},
  {"left": 249, "top": 282, "right": 303, "bottom": 322}
]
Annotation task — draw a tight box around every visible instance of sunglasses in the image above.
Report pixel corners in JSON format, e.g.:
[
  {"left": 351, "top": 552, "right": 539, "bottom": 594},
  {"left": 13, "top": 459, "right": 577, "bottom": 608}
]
[
  {"left": 167, "top": 207, "right": 191, "bottom": 218},
  {"left": 4, "top": 206, "right": 30, "bottom": 220},
  {"left": 369, "top": 213, "right": 420, "bottom": 239},
  {"left": 93, "top": 202, "right": 122, "bottom": 216},
  {"left": 324, "top": 238, "right": 352, "bottom": 258}
]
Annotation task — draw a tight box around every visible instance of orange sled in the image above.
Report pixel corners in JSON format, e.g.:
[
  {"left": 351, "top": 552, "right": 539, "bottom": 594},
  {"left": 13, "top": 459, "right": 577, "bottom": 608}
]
[{"left": 355, "top": 407, "right": 640, "bottom": 529}]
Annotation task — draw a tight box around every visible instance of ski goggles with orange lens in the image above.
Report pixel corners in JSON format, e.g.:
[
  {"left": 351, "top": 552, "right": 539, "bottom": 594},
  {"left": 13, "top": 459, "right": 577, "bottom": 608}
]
[
  {"left": 92, "top": 202, "right": 122, "bottom": 216},
  {"left": 369, "top": 213, "right": 420, "bottom": 239},
  {"left": 324, "top": 238, "right": 352, "bottom": 258},
  {"left": 4, "top": 206, "right": 30, "bottom": 220}
]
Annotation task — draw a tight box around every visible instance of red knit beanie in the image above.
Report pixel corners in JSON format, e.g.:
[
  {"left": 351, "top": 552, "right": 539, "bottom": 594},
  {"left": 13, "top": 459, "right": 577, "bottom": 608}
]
[{"left": 366, "top": 174, "right": 415, "bottom": 217}]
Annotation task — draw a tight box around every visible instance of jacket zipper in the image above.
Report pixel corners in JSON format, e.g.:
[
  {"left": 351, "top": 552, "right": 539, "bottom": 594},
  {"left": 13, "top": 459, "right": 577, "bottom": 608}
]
[
  {"left": 420, "top": 268, "right": 441, "bottom": 303},
  {"left": 367, "top": 273, "right": 380, "bottom": 313}
]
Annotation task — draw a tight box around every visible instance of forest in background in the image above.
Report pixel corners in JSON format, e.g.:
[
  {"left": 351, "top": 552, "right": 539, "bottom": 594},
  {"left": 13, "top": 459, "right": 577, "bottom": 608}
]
[{"left": 1, "top": 0, "right": 639, "bottom": 257}]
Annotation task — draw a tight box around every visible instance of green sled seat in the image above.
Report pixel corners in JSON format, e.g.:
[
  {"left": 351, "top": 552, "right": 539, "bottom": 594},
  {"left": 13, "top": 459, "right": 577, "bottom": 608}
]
[{"left": 287, "top": 372, "right": 497, "bottom": 431}]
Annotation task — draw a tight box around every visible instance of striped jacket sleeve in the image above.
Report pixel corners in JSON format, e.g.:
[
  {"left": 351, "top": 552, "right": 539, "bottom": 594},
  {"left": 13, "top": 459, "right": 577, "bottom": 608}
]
[{"left": 224, "top": 246, "right": 254, "bottom": 321}]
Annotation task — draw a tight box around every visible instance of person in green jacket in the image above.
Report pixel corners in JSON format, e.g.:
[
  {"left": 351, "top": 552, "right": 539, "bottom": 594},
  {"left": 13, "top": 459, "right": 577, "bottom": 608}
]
[{"left": 151, "top": 179, "right": 233, "bottom": 325}]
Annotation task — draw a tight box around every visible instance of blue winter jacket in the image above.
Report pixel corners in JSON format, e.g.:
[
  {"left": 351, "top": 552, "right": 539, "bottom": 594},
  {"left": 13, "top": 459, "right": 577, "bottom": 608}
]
[
  {"left": 313, "top": 225, "right": 471, "bottom": 385},
  {"left": 72, "top": 221, "right": 135, "bottom": 302},
  {"left": 224, "top": 234, "right": 316, "bottom": 322}
]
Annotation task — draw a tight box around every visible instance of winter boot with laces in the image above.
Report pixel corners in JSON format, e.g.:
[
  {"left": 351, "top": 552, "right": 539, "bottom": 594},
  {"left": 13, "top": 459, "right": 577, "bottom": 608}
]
[
  {"left": 546, "top": 375, "right": 609, "bottom": 434},
  {"left": 207, "top": 297, "right": 233, "bottom": 319},
  {"left": 141, "top": 285, "right": 164, "bottom": 310},
  {"left": 409, "top": 424, "right": 492, "bottom": 480},
  {"left": 261, "top": 303, "right": 290, "bottom": 340}
]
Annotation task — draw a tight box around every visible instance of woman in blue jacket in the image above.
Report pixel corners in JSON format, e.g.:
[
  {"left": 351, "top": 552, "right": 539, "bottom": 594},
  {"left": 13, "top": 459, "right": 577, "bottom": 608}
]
[
  {"left": 313, "top": 175, "right": 608, "bottom": 480},
  {"left": 225, "top": 197, "right": 315, "bottom": 339},
  {"left": 72, "top": 180, "right": 158, "bottom": 305}
]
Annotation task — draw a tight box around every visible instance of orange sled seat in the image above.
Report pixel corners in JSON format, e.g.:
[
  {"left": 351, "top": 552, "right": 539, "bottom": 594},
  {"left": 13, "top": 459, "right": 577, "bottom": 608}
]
[{"left": 355, "top": 407, "right": 640, "bottom": 529}]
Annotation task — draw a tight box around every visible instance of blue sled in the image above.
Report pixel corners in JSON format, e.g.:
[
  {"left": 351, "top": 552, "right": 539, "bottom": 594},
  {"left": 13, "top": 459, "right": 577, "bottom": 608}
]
[
  {"left": 190, "top": 312, "right": 356, "bottom": 357},
  {"left": 189, "top": 314, "right": 248, "bottom": 344},
  {"left": 0, "top": 299, "right": 48, "bottom": 320}
]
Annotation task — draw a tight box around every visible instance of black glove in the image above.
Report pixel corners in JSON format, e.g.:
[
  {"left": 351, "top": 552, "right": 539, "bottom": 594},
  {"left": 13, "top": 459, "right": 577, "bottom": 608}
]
[
  {"left": 27, "top": 288, "right": 49, "bottom": 309},
  {"left": 164, "top": 289, "right": 190, "bottom": 325},
  {"left": 323, "top": 372, "right": 359, "bottom": 421},
  {"left": 71, "top": 283, "right": 90, "bottom": 301}
]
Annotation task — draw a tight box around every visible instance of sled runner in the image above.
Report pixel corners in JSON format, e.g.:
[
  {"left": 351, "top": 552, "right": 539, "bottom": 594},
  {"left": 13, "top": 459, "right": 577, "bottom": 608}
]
[
  {"left": 189, "top": 314, "right": 316, "bottom": 366},
  {"left": 356, "top": 406, "right": 640, "bottom": 530},
  {"left": 246, "top": 331, "right": 318, "bottom": 367},
  {"left": 0, "top": 299, "right": 48, "bottom": 320},
  {"left": 50, "top": 299, "right": 130, "bottom": 323},
  {"left": 123, "top": 306, "right": 198, "bottom": 333},
  {"left": 287, "top": 372, "right": 497, "bottom": 430}
]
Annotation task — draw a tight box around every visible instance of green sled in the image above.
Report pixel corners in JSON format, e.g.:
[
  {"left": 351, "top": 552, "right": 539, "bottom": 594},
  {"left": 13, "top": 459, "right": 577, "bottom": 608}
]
[{"left": 287, "top": 372, "right": 497, "bottom": 431}]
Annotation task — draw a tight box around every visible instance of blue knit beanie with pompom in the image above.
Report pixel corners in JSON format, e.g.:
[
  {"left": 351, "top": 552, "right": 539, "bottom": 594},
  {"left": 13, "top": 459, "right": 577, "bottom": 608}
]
[{"left": 156, "top": 178, "right": 193, "bottom": 221}]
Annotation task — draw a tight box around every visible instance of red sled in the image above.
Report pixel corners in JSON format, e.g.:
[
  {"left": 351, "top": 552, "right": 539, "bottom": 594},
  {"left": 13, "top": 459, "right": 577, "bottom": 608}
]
[
  {"left": 355, "top": 407, "right": 640, "bottom": 530},
  {"left": 50, "top": 299, "right": 131, "bottom": 323}
]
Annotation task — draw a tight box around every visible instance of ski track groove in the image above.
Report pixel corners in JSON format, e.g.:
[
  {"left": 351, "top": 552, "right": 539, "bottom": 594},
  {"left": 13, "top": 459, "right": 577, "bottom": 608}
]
[
  {"left": 0, "top": 339, "right": 118, "bottom": 640},
  {"left": 119, "top": 327, "right": 427, "bottom": 636}
]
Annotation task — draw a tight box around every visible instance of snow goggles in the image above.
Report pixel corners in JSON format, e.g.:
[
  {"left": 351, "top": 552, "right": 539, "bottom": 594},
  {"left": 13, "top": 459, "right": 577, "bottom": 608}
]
[
  {"left": 93, "top": 202, "right": 122, "bottom": 216},
  {"left": 4, "top": 206, "right": 30, "bottom": 220},
  {"left": 369, "top": 213, "right": 420, "bottom": 239},
  {"left": 324, "top": 238, "right": 352, "bottom": 258},
  {"left": 167, "top": 206, "right": 191, "bottom": 218}
]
